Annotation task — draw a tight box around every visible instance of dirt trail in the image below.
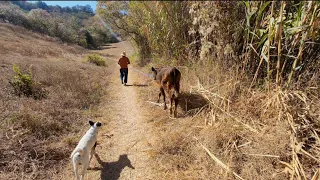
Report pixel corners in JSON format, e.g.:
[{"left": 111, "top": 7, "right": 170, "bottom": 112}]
[{"left": 56, "top": 41, "right": 158, "bottom": 180}]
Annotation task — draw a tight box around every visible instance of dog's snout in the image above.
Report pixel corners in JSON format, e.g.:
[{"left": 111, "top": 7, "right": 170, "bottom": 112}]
[{"left": 96, "top": 122, "right": 102, "bottom": 127}]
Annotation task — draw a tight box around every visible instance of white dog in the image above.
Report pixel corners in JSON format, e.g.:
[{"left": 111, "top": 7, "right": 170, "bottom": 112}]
[{"left": 70, "top": 121, "right": 102, "bottom": 180}]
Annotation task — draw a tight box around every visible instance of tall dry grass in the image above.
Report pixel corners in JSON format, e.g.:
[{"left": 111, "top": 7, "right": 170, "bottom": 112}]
[{"left": 133, "top": 1, "right": 320, "bottom": 179}]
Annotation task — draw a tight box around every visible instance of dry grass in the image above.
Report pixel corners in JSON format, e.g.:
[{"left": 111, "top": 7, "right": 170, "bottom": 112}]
[
  {"left": 137, "top": 58, "right": 319, "bottom": 179},
  {"left": 1, "top": 14, "right": 318, "bottom": 179},
  {"left": 97, "top": 1, "right": 320, "bottom": 179},
  {"left": 0, "top": 23, "right": 110, "bottom": 179}
]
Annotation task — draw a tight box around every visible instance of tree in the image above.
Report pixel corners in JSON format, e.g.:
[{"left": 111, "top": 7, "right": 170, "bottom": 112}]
[
  {"left": 27, "top": 9, "right": 50, "bottom": 34},
  {"left": 97, "top": 1, "right": 191, "bottom": 64},
  {"left": 97, "top": 1, "right": 152, "bottom": 64},
  {"left": 36, "top": 1, "right": 48, "bottom": 10}
]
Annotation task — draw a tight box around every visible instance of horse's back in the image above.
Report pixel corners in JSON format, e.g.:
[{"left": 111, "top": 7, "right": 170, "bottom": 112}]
[{"left": 157, "top": 67, "right": 181, "bottom": 92}]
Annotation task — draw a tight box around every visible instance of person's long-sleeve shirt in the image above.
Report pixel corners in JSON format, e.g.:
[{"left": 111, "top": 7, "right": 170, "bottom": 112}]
[{"left": 118, "top": 56, "right": 130, "bottom": 69}]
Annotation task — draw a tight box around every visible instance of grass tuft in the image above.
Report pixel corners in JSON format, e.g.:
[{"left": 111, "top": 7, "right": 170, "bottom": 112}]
[{"left": 86, "top": 54, "right": 107, "bottom": 66}]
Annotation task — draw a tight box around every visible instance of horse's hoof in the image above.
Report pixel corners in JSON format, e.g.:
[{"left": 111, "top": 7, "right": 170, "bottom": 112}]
[{"left": 174, "top": 112, "right": 177, "bottom": 118}]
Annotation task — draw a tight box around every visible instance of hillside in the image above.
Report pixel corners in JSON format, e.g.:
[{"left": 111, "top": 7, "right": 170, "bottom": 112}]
[
  {"left": 0, "top": 1, "right": 118, "bottom": 49},
  {"left": 0, "top": 23, "right": 111, "bottom": 179}
]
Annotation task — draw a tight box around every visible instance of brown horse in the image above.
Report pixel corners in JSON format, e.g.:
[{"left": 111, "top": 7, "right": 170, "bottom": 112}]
[{"left": 151, "top": 67, "right": 181, "bottom": 117}]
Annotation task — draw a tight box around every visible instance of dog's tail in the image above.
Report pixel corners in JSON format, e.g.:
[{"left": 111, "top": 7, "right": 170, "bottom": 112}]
[{"left": 70, "top": 149, "right": 84, "bottom": 158}]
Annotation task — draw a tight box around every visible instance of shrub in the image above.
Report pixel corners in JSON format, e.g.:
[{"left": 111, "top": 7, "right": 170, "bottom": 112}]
[
  {"left": 27, "top": 9, "right": 51, "bottom": 34},
  {"left": 9, "top": 65, "right": 47, "bottom": 99},
  {"left": 0, "top": 3, "right": 31, "bottom": 28},
  {"left": 86, "top": 54, "right": 106, "bottom": 66},
  {"left": 57, "top": 23, "right": 78, "bottom": 43},
  {"left": 78, "top": 36, "right": 88, "bottom": 47}
]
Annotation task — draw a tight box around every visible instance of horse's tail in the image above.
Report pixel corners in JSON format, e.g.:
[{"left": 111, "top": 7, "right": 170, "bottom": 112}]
[{"left": 172, "top": 67, "right": 181, "bottom": 96}]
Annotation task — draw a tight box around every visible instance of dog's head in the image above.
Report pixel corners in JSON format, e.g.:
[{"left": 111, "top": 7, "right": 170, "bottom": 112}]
[{"left": 89, "top": 120, "right": 102, "bottom": 130}]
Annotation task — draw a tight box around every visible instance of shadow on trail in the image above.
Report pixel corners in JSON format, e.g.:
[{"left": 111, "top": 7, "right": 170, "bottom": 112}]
[
  {"left": 90, "top": 154, "right": 135, "bottom": 180},
  {"left": 99, "top": 46, "right": 117, "bottom": 50},
  {"left": 91, "top": 52, "right": 116, "bottom": 58},
  {"left": 98, "top": 44, "right": 117, "bottom": 50},
  {"left": 179, "top": 92, "right": 209, "bottom": 116}
]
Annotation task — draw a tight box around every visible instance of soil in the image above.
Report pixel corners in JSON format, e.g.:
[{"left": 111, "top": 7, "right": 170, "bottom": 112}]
[{"left": 54, "top": 41, "right": 163, "bottom": 180}]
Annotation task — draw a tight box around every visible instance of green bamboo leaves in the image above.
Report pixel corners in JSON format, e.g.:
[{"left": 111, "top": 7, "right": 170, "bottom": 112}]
[{"left": 244, "top": 1, "right": 320, "bottom": 89}]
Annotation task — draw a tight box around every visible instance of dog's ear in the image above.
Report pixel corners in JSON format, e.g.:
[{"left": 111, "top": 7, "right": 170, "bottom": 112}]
[
  {"left": 151, "top": 67, "right": 155, "bottom": 71},
  {"left": 96, "top": 122, "right": 102, "bottom": 127},
  {"left": 89, "top": 121, "right": 94, "bottom": 126}
]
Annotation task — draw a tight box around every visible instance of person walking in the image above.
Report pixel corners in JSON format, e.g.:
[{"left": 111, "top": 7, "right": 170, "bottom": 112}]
[{"left": 118, "top": 51, "right": 130, "bottom": 86}]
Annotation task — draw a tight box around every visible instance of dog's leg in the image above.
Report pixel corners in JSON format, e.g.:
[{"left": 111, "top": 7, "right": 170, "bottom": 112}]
[
  {"left": 72, "top": 156, "right": 79, "bottom": 180},
  {"left": 89, "top": 142, "right": 97, "bottom": 167},
  {"left": 80, "top": 156, "right": 89, "bottom": 180}
]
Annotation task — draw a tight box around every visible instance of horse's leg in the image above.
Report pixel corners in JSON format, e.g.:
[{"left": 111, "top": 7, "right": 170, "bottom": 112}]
[
  {"left": 174, "top": 95, "right": 179, "bottom": 118},
  {"left": 170, "top": 95, "right": 173, "bottom": 115},
  {"left": 173, "top": 84, "right": 180, "bottom": 118},
  {"left": 169, "top": 89, "right": 174, "bottom": 115},
  {"left": 157, "top": 90, "right": 161, "bottom": 103},
  {"left": 160, "top": 87, "right": 167, "bottom": 110}
]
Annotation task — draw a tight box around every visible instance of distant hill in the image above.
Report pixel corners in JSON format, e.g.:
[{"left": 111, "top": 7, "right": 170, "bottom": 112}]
[
  {"left": 11, "top": 1, "right": 94, "bottom": 15},
  {"left": 0, "top": 1, "right": 118, "bottom": 49}
]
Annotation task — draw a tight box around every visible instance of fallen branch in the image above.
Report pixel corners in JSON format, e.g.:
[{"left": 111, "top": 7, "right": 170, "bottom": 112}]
[
  {"left": 194, "top": 137, "right": 244, "bottom": 180},
  {"left": 211, "top": 102, "right": 259, "bottom": 133},
  {"left": 146, "top": 101, "right": 164, "bottom": 107},
  {"left": 311, "top": 169, "right": 319, "bottom": 180},
  {"left": 242, "top": 153, "right": 280, "bottom": 158},
  {"left": 191, "top": 104, "right": 209, "bottom": 120},
  {"left": 237, "top": 141, "right": 252, "bottom": 148}
]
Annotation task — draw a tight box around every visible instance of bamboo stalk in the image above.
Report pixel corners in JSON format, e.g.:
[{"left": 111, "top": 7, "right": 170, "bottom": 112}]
[
  {"left": 249, "top": 53, "right": 264, "bottom": 90},
  {"left": 267, "top": 1, "right": 274, "bottom": 94},
  {"left": 287, "top": 2, "right": 315, "bottom": 87},
  {"left": 276, "top": 2, "right": 285, "bottom": 87}
]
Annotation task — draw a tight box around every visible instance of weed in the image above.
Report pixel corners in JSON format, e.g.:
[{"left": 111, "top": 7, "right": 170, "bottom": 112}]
[
  {"left": 86, "top": 54, "right": 106, "bottom": 66},
  {"left": 9, "top": 64, "right": 47, "bottom": 100}
]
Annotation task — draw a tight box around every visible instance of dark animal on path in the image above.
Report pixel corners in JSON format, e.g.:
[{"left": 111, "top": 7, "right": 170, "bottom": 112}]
[{"left": 151, "top": 66, "right": 181, "bottom": 117}]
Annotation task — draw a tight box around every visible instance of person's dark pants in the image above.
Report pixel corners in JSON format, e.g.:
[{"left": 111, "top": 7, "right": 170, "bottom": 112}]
[{"left": 120, "top": 68, "right": 128, "bottom": 84}]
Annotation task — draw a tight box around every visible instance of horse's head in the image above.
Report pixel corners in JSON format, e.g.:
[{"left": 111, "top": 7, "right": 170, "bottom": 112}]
[{"left": 151, "top": 67, "right": 158, "bottom": 80}]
